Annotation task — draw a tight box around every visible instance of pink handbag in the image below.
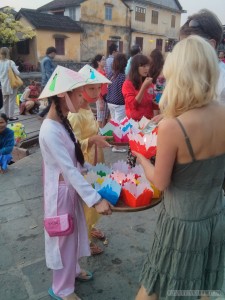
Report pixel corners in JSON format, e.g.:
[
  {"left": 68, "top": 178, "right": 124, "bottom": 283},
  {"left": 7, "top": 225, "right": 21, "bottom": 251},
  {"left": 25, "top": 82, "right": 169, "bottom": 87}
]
[{"left": 44, "top": 214, "right": 74, "bottom": 237}]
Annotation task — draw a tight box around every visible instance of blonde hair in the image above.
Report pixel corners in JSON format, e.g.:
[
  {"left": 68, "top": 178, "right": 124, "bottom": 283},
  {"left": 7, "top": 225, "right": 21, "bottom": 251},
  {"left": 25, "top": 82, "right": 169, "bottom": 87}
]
[
  {"left": 159, "top": 35, "right": 219, "bottom": 117},
  {"left": 0, "top": 47, "right": 10, "bottom": 59}
]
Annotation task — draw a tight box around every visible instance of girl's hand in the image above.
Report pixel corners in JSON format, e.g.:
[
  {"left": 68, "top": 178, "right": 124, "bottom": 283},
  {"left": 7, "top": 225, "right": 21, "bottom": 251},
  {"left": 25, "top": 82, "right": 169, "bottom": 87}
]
[
  {"left": 132, "top": 151, "right": 150, "bottom": 166},
  {"left": 89, "top": 135, "right": 112, "bottom": 148},
  {"left": 94, "top": 199, "right": 112, "bottom": 215},
  {"left": 151, "top": 114, "right": 163, "bottom": 123},
  {"left": 142, "top": 77, "right": 153, "bottom": 89}
]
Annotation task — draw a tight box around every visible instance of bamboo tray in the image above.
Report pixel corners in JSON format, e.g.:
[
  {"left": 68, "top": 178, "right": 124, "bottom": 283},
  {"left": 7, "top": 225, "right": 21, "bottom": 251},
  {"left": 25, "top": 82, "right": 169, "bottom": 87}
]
[
  {"left": 111, "top": 197, "right": 162, "bottom": 212},
  {"left": 109, "top": 142, "right": 129, "bottom": 146}
]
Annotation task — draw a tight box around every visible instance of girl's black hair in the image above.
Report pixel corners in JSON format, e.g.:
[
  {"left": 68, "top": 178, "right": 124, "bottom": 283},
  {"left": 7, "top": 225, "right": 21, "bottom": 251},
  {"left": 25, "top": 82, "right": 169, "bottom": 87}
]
[
  {"left": 112, "top": 53, "right": 127, "bottom": 78},
  {"left": 128, "top": 54, "right": 150, "bottom": 90},
  {"left": 0, "top": 113, "right": 8, "bottom": 123},
  {"left": 149, "top": 49, "right": 164, "bottom": 84},
  {"left": 91, "top": 54, "right": 104, "bottom": 69},
  {"left": 52, "top": 96, "right": 85, "bottom": 166}
]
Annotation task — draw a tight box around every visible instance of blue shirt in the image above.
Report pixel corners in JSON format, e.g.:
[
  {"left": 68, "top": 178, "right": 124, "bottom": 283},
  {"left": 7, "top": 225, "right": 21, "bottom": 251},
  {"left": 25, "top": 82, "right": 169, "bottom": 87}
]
[
  {"left": 0, "top": 128, "right": 14, "bottom": 155},
  {"left": 41, "top": 56, "right": 56, "bottom": 87},
  {"left": 125, "top": 57, "right": 132, "bottom": 76},
  {"left": 105, "top": 55, "right": 114, "bottom": 79},
  {"left": 106, "top": 73, "right": 126, "bottom": 105}
]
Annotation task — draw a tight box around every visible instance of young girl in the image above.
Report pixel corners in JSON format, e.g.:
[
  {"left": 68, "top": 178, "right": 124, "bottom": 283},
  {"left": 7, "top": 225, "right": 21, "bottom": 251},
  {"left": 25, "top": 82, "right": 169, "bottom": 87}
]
[
  {"left": 122, "top": 54, "right": 159, "bottom": 121},
  {"left": 135, "top": 36, "right": 225, "bottom": 300},
  {"left": 39, "top": 66, "right": 112, "bottom": 300},
  {"left": 0, "top": 113, "right": 14, "bottom": 173},
  {"left": 106, "top": 53, "right": 127, "bottom": 153},
  {"left": 122, "top": 54, "right": 159, "bottom": 167},
  {"left": 92, "top": 54, "right": 109, "bottom": 128},
  {"left": 149, "top": 49, "right": 165, "bottom": 104},
  {"left": 68, "top": 65, "right": 112, "bottom": 256}
]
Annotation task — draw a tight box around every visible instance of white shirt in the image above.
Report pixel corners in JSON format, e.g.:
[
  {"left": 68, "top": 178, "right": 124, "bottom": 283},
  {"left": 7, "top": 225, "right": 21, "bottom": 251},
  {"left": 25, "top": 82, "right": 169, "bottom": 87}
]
[
  {"left": 0, "top": 59, "right": 20, "bottom": 95},
  {"left": 217, "top": 62, "right": 225, "bottom": 104}
]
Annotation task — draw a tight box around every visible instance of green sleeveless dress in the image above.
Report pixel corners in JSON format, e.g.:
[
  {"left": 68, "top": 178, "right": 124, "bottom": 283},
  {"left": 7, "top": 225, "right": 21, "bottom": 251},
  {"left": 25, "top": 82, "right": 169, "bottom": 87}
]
[{"left": 140, "top": 118, "right": 225, "bottom": 299}]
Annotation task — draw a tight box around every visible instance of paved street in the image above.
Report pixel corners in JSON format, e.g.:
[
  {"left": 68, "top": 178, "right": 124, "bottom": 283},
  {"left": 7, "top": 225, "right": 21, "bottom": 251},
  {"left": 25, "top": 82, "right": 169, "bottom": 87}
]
[{"left": 0, "top": 146, "right": 162, "bottom": 300}]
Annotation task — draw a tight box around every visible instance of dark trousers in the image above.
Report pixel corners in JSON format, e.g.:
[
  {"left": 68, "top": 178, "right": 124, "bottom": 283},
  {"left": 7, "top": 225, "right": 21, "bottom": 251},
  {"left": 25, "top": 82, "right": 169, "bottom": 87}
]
[{"left": 39, "top": 98, "right": 52, "bottom": 118}]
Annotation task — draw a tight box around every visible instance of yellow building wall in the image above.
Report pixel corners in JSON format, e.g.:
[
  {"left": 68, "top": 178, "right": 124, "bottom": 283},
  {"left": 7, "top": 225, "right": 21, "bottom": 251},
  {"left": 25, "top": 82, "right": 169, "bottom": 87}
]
[
  {"left": 80, "top": 0, "right": 130, "bottom": 27},
  {"left": 36, "top": 30, "right": 81, "bottom": 62},
  {"left": 130, "top": 4, "right": 181, "bottom": 54},
  {"left": 14, "top": 17, "right": 81, "bottom": 68},
  {"left": 79, "top": 0, "right": 131, "bottom": 60},
  {"left": 13, "top": 17, "right": 37, "bottom": 67}
]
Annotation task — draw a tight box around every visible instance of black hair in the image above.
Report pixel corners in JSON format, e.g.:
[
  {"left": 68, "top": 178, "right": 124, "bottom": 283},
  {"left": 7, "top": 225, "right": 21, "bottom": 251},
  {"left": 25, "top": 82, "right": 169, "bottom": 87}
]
[
  {"left": 46, "top": 47, "right": 57, "bottom": 55},
  {"left": 112, "top": 53, "right": 127, "bottom": 78},
  {"left": 52, "top": 96, "right": 85, "bottom": 166},
  {"left": 130, "top": 44, "right": 141, "bottom": 57},
  {"left": 91, "top": 54, "right": 104, "bottom": 69},
  {"left": 0, "top": 113, "right": 8, "bottom": 123},
  {"left": 180, "top": 9, "right": 223, "bottom": 47},
  {"left": 129, "top": 54, "right": 150, "bottom": 90},
  {"left": 109, "top": 43, "right": 118, "bottom": 55},
  {"left": 149, "top": 49, "right": 164, "bottom": 84}
]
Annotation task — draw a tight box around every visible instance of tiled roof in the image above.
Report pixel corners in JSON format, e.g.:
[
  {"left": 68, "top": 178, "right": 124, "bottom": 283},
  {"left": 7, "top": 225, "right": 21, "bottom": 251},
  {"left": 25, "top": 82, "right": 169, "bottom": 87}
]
[
  {"left": 126, "top": 0, "right": 183, "bottom": 12},
  {"left": 38, "top": 0, "right": 85, "bottom": 11},
  {"left": 17, "top": 8, "right": 82, "bottom": 33}
]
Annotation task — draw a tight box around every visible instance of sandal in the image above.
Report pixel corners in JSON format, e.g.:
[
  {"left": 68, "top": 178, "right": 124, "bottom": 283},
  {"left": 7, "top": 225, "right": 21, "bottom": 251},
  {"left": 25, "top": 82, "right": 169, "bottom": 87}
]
[
  {"left": 90, "top": 228, "right": 105, "bottom": 240},
  {"left": 76, "top": 270, "right": 93, "bottom": 282},
  {"left": 8, "top": 117, "right": 19, "bottom": 121},
  {"left": 48, "top": 288, "right": 81, "bottom": 300},
  {"left": 90, "top": 242, "right": 104, "bottom": 255}
]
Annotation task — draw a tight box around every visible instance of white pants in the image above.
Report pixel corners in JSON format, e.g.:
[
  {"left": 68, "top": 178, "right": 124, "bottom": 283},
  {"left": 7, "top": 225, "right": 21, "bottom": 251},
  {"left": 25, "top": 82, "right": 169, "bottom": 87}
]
[
  {"left": 3, "top": 88, "right": 17, "bottom": 118},
  {"left": 108, "top": 103, "right": 126, "bottom": 123}
]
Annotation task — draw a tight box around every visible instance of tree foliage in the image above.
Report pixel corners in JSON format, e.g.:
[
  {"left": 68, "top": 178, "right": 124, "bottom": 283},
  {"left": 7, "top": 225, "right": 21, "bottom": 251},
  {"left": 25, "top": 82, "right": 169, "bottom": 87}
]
[{"left": 0, "top": 7, "right": 36, "bottom": 46}]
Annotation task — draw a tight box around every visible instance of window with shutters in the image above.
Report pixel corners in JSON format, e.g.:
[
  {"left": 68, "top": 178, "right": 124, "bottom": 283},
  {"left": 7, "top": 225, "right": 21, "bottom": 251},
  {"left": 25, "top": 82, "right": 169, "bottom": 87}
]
[
  {"left": 55, "top": 38, "right": 65, "bottom": 55},
  {"left": 69, "top": 7, "right": 76, "bottom": 20},
  {"left": 156, "top": 39, "right": 163, "bottom": 51},
  {"left": 17, "top": 40, "right": 30, "bottom": 55},
  {"left": 135, "top": 37, "right": 143, "bottom": 50},
  {"left": 135, "top": 6, "right": 146, "bottom": 22},
  {"left": 152, "top": 10, "right": 158, "bottom": 24},
  {"left": 105, "top": 5, "right": 112, "bottom": 20},
  {"left": 171, "top": 15, "right": 176, "bottom": 28}
]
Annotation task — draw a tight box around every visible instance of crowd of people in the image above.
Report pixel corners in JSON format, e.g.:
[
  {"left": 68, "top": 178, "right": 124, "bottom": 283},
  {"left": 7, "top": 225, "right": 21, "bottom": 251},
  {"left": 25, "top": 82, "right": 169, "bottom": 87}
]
[{"left": 0, "top": 7, "right": 225, "bottom": 300}]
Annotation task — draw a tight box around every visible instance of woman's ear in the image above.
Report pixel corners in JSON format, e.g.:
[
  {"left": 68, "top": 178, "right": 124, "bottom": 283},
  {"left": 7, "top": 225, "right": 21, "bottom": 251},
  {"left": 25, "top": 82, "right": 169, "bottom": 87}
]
[{"left": 208, "top": 39, "right": 216, "bottom": 49}]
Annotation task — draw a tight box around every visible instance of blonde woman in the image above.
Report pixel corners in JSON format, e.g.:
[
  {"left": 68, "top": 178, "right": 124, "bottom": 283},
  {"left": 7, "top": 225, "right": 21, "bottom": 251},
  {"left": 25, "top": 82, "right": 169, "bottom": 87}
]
[
  {"left": 0, "top": 47, "right": 20, "bottom": 121},
  {"left": 134, "top": 36, "right": 225, "bottom": 300}
]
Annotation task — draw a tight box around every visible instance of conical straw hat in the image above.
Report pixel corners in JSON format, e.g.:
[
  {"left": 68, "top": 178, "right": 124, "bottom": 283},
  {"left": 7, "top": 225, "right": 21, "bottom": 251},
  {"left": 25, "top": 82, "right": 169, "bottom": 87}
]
[
  {"left": 39, "top": 65, "right": 88, "bottom": 99},
  {"left": 78, "top": 64, "right": 111, "bottom": 84}
]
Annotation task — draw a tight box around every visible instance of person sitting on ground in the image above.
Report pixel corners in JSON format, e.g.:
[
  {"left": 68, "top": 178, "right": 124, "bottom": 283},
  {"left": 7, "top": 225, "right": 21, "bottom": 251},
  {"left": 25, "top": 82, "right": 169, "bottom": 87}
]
[
  {"left": 19, "top": 81, "right": 41, "bottom": 115},
  {"left": 0, "top": 113, "right": 14, "bottom": 173}
]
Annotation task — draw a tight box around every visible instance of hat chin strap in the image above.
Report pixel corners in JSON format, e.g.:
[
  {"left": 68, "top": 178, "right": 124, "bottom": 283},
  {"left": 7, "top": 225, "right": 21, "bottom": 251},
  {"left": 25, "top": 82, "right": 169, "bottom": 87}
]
[{"left": 57, "top": 92, "right": 76, "bottom": 113}]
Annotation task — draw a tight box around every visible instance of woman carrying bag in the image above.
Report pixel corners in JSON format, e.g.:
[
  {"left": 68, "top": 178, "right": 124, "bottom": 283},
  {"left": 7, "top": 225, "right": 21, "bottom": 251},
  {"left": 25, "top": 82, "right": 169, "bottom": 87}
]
[{"left": 0, "top": 47, "right": 21, "bottom": 121}]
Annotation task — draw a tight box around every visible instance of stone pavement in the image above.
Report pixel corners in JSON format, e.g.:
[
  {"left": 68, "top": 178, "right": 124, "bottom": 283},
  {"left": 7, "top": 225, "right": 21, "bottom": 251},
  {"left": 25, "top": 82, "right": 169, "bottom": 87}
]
[{"left": 0, "top": 147, "right": 162, "bottom": 300}]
